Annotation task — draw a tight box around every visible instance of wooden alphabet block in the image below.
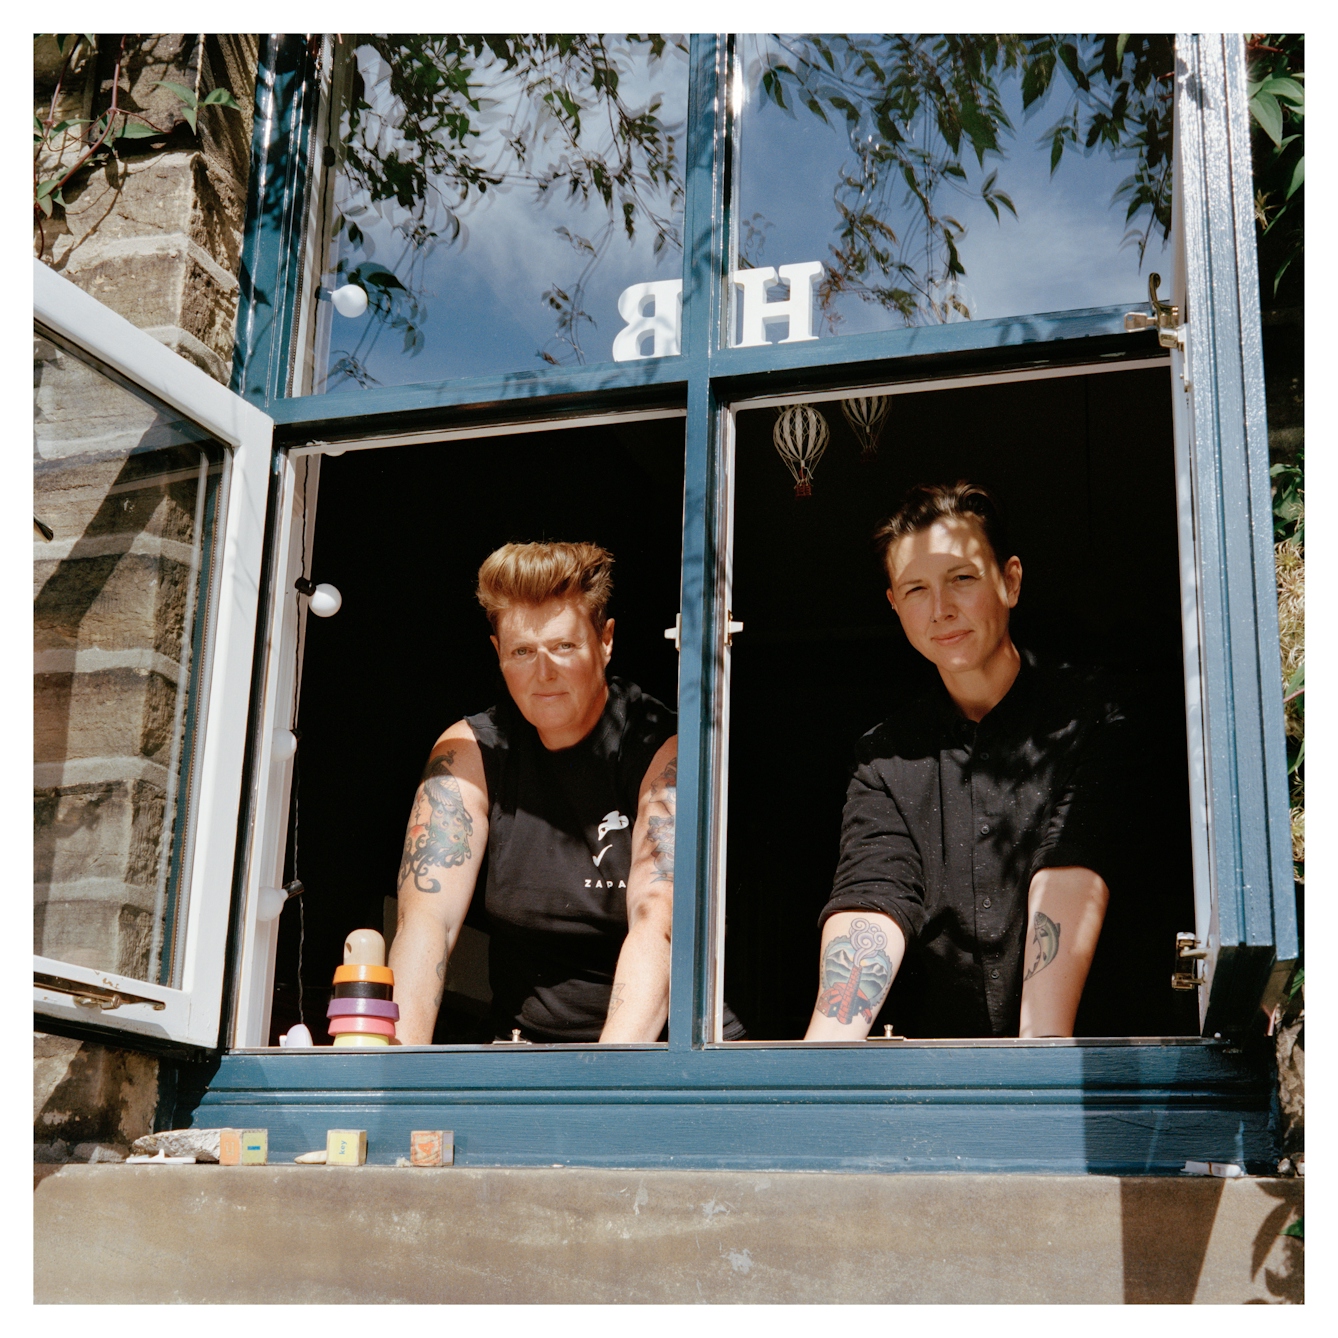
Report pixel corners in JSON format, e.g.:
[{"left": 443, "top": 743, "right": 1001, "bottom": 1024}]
[
  {"left": 326, "top": 1129, "right": 368, "bottom": 1165},
  {"left": 410, "top": 1130, "right": 453, "bottom": 1166},
  {"left": 219, "top": 1129, "right": 268, "bottom": 1165}
]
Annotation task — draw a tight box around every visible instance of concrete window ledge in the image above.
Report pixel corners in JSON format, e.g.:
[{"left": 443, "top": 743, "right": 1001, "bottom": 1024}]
[{"left": 34, "top": 1165, "right": 1301, "bottom": 1304}]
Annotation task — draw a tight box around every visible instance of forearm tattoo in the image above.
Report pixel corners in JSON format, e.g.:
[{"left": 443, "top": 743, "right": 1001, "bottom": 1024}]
[
  {"left": 607, "top": 982, "right": 626, "bottom": 1018},
  {"left": 815, "top": 918, "right": 893, "bottom": 1025},
  {"left": 1023, "top": 910, "right": 1062, "bottom": 981},
  {"left": 645, "top": 756, "right": 677, "bottom": 884},
  {"left": 397, "top": 750, "right": 474, "bottom": 894},
  {"left": 433, "top": 956, "right": 446, "bottom": 1009}
]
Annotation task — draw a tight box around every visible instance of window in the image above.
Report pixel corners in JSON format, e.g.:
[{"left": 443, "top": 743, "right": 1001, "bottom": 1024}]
[
  {"left": 89, "top": 35, "right": 1298, "bottom": 1170},
  {"left": 719, "top": 366, "right": 1200, "bottom": 1042},
  {"left": 33, "top": 260, "right": 272, "bottom": 1049}
]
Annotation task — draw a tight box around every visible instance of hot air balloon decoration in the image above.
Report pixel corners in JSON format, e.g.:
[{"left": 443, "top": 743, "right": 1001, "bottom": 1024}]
[
  {"left": 772, "top": 403, "right": 830, "bottom": 498},
  {"left": 840, "top": 395, "right": 890, "bottom": 461}
]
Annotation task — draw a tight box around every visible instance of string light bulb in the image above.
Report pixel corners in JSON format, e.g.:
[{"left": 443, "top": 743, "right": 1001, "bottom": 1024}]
[
  {"left": 294, "top": 576, "right": 342, "bottom": 617},
  {"left": 331, "top": 284, "right": 368, "bottom": 318}
]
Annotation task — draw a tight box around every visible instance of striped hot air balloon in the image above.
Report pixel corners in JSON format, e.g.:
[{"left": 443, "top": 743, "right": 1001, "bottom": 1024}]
[
  {"left": 840, "top": 395, "right": 890, "bottom": 460},
  {"left": 773, "top": 403, "right": 830, "bottom": 498}
]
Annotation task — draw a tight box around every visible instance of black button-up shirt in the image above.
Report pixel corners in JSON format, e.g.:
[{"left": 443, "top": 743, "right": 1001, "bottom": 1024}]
[{"left": 819, "top": 650, "right": 1131, "bottom": 1037}]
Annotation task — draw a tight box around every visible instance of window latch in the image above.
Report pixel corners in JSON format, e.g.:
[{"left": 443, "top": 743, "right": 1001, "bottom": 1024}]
[
  {"left": 34, "top": 971, "right": 166, "bottom": 1011},
  {"left": 663, "top": 613, "right": 744, "bottom": 651},
  {"left": 1124, "top": 272, "right": 1184, "bottom": 350},
  {"left": 1171, "top": 931, "right": 1208, "bottom": 991}
]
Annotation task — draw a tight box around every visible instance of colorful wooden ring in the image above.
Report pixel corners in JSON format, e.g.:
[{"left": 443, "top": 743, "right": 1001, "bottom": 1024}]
[
  {"left": 333, "top": 963, "right": 394, "bottom": 985},
  {"left": 332, "top": 981, "right": 392, "bottom": 1000},
  {"left": 327, "top": 997, "right": 399, "bottom": 1020},
  {"left": 328, "top": 1014, "right": 397, "bottom": 1036},
  {"left": 332, "top": 1032, "right": 391, "bottom": 1047}
]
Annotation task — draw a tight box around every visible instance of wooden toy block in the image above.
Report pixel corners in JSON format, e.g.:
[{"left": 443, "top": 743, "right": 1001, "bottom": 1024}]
[
  {"left": 219, "top": 1129, "right": 268, "bottom": 1165},
  {"left": 326, "top": 1129, "right": 368, "bottom": 1165},
  {"left": 410, "top": 1130, "right": 453, "bottom": 1166}
]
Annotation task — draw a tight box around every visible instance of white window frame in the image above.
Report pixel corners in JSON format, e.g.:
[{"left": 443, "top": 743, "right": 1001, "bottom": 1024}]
[
  {"left": 33, "top": 259, "right": 273, "bottom": 1049},
  {"left": 229, "top": 408, "right": 688, "bottom": 1048}
]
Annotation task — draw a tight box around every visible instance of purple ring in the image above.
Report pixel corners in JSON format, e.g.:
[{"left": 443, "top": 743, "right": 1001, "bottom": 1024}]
[{"left": 326, "top": 997, "right": 400, "bottom": 1020}]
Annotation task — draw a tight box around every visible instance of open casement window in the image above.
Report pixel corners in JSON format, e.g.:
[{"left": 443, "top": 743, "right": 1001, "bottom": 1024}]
[
  {"left": 1168, "top": 34, "right": 1298, "bottom": 1032},
  {"left": 33, "top": 260, "right": 272, "bottom": 1051},
  {"left": 170, "top": 35, "right": 1295, "bottom": 1171}
]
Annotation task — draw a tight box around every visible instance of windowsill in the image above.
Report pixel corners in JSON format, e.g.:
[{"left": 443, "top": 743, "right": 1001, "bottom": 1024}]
[{"left": 228, "top": 1036, "right": 1222, "bottom": 1055}]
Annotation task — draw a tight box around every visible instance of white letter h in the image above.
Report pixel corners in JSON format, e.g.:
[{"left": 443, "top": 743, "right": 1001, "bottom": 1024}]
[{"left": 731, "top": 261, "right": 823, "bottom": 347}]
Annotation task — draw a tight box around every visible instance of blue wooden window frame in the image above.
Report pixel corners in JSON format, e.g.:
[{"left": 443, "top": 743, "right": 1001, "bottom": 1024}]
[{"left": 173, "top": 34, "right": 1295, "bottom": 1173}]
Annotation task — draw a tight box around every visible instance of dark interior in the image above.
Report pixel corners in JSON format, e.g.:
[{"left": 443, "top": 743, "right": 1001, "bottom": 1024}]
[
  {"left": 270, "top": 418, "right": 687, "bottom": 1043},
  {"left": 722, "top": 365, "right": 1200, "bottom": 1039},
  {"left": 270, "top": 365, "right": 1199, "bottom": 1046}
]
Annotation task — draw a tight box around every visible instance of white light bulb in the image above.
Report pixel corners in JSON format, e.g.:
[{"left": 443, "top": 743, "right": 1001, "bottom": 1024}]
[
  {"left": 272, "top": 729, "right": 298, "bottom": 763},
  {"left": 331, "top": 284, "right": 368, "bottom": 318},
  {"left": 256, "top": 886, "right": 289, "bottom": 923},
  {"left": 280, "top": 1023, "right": 314, "bottom": 1048},
  {"left": 307, "top": 582, "right": 342, "bottom": 617}
]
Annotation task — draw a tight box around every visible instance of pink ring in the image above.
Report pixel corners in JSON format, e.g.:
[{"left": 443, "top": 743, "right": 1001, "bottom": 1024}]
[
  {"left": 327, "top": 997, "right": 399, "bottom": 1020},
  {"left": 328, "top": 1014, "right": 397, "bottom": 1037}
]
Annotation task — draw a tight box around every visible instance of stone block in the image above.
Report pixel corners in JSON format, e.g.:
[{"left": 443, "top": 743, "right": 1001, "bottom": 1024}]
[
  {"left": 34, "top": 896, "right": 156, "bottom": 979},
  {"left": 132, "top": 1128, "right": 223, "bottom": 1162},
  {"left": 35, "top": 667, "right": 178, "bottom": 765},
  {"left": 32, "top": 1167, "right": 1305, "bottom": 1304},
  {"left": 33, "top": 1032, "right": 159, "bottom": 1148}
]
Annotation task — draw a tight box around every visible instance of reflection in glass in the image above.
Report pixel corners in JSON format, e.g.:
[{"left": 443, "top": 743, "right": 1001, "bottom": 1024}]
[
  {"left": 313, "top": 35, "right": 689, "bottom": 391},
  {"left": 33, "top": 327, "right": 225, "bottom": 986},
  {"left": 731, "top": 35, "right": 1175, "bottom": 343}
]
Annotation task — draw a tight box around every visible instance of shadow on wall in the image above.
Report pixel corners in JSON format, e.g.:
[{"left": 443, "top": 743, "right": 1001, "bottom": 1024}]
[
  {"left": 1119, "top": 1176, "right": 1303, "bottom": 1303},
  {"left": 33, "top": 1032, "right": 159, "bottom": 1153}
]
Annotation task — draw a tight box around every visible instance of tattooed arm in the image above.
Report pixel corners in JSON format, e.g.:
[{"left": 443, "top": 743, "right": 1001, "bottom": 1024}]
[
  {"left": 388, "top": 722, "right": 489, "bottom": 1044},
  {"left": 804, "top": 911, "right": 907, "bottom": 1040},
  {"left": 1017, "top": 866, "right": 1109, "bottom": 1037},
  {"left": 600, "top": 736, "right": 677, "bottom": 1043}
]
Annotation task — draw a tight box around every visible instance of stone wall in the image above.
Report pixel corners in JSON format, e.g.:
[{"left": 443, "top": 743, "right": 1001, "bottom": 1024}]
[{"left": 34, "top": 34, "right": 259, "bottom": 1157}]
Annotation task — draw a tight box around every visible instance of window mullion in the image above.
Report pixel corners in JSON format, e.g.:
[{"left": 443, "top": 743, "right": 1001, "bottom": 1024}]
[{"left": 670, "top": 34, "right": 729, "bottom": 1050}]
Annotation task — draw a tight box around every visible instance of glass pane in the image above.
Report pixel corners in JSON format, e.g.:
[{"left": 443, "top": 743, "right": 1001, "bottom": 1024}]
[
  {"left": 311, "top": 35, "right": 689, "bottom": 392},
  {"left": 34, "top": 325, "right": 226, "bottom": 986},
  {"left": 721, "top": 373, "right": 1199, "bottom": 1040},
  {"left": 730, "top": 35, "right": 1175, "bottom": 345}
]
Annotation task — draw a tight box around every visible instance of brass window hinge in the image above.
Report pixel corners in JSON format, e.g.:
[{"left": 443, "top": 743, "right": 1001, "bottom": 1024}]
[{"left": 1171, "top": 931, "right": 1208, "bottom": 991}]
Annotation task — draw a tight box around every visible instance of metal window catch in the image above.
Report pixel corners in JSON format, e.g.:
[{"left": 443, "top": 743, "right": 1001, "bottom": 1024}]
[
  {"left": 1124, "top": 272, "right": 1184, "bottom": 350},
  {"left": 1171, "top": 931, "right": 1208, "bottom": 991},
  {"left": 663, "top": 613, "right": 744, "bottom": 649},
  {"left": 34, "top": 971, "right": 167, "bottom": 1011}
]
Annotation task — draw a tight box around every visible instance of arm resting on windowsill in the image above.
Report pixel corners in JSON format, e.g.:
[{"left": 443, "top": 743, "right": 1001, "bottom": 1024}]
[
  {"left": 1017, "top": 865, "right": 1109, "bottom": 1038},
  {"left": 599, "top": 737, "right": 676, "bottom": 1043},
  {"left": 803, "top": 910, "right": 907, "bottom": 1041}
]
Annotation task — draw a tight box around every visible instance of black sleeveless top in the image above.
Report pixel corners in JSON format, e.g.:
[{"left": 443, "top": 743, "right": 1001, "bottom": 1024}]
[{"left": 466, "top": 677, "right": 745, "bottom": 1042}]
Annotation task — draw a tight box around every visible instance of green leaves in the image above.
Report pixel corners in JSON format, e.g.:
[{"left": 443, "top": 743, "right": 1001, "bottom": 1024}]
[
  {"left": 1247, "top": 38, "right": 1304, "bottom": 299},
  {"left": 152, "top": 80, "right": 241, "bottom": 133},
  {"left": 1249, "top": 74, "right": 1304, "bottom": 146},
  {"left": 1271, "top": 459, "right": 1303, "bottom": 546},
  {"left": 1282, "top": 1217, "right": 1303, "bottom": 1241},
  {"left": 34, "top": 178, "right": 65, "bottom": 217}
]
